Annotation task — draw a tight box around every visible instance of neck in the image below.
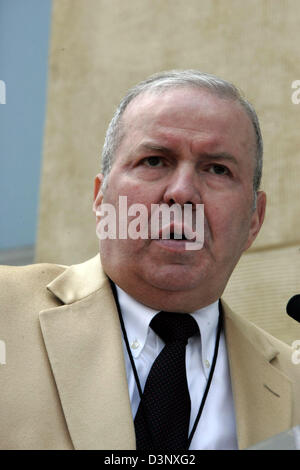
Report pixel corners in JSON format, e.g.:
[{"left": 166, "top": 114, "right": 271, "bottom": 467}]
[{"left": 108, "top": 274, "right": 221, "bottom": 313}]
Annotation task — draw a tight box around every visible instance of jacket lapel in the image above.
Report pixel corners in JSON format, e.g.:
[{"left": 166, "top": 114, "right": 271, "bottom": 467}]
[
  {"left": 223, "top": 301, "right": 293, "bottom": 449},
  {"left": 39, "top": 255, "right": 135, "bottom": 450}
]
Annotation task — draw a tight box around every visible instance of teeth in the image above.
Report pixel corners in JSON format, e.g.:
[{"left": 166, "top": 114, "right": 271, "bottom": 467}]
[
  {"left": 169, "top": 232, "right": 186, "bottom": 240},
  {"left": 160, "top": 227, "right": 191, "bottom": 240}
]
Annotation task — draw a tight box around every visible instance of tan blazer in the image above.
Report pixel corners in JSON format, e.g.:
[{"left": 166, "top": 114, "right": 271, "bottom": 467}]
[{"left": 0, "top": 255, "right": 299, "bottom": 450}]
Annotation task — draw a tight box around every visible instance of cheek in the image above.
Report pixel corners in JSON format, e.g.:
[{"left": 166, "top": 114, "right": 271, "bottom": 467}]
[
  {"left": 107, "top": 179, "right": 155, "bottom": 205},
  {"left": 205, "top": 196, "right": 251, "bottom": 241},
  {"left": 100, "top": 238, "right": 149, "bottom": 268},
  {"left": 205, "top": 199, "right": 231, "bottom": 229}
]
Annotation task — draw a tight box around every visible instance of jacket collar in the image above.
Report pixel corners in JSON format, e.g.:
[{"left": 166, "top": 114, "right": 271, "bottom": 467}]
[
  {"left": 41, "top": 255, "right": 292, "bottom": 450},
  {"left": 46, "top": 254, "right": 104, "bottom": 305}
]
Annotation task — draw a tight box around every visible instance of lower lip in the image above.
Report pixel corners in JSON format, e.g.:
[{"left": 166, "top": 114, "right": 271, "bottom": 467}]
[{"left": 153, "top": 239, "right": 196, "bottom": 252}]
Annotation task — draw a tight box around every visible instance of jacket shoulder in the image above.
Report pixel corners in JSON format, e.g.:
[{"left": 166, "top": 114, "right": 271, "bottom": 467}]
[{"left": 0, "top": 262, "right": 68, "bottom": 313}]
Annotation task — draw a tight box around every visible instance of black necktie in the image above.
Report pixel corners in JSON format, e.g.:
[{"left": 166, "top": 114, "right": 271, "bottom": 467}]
[{"left": 134, "top": 311, "right": 199, "bottom": 451}]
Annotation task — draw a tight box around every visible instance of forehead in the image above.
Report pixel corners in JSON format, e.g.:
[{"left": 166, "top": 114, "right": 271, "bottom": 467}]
[{"left": 120, "top": 87, "right": 256, "bottom": 158}]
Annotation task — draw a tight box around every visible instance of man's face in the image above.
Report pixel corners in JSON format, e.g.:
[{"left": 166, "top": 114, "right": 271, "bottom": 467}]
[{"left": 94, "top": 87, "right": 266, "bottom": 312}]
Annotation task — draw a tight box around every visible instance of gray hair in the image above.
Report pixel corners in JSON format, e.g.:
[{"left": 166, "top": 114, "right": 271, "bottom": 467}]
[{"left": 101, "top": 70, "right": 263, "bottom": 200}]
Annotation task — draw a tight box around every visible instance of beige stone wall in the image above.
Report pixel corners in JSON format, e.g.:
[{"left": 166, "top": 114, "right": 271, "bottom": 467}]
[{"left": 36, "top": 0, "right": 300, "bottom": 343}]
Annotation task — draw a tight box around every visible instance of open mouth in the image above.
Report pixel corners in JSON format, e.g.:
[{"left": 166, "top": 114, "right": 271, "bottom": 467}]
[
  {"left": 154, "top": 227, "right": 203, "bottom": 252},
  {"left": 159, "top": 225, "right": 196, "bottom": 242},
  {"left": 154, "top": 223, "right": 202, "bottom": 251},
  {"left": 168, "top": 232, "right": 188, "bottom": 240}
]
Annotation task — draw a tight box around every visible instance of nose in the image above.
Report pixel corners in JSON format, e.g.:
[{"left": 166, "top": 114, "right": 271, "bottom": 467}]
[{"left": 163, "top": 165, "right": 202, "bottom": 207}]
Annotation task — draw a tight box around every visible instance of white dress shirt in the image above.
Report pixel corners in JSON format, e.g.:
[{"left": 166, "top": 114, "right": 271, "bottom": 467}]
[{"left": 116, "top": 285, "right": 238, "bottom": 450}]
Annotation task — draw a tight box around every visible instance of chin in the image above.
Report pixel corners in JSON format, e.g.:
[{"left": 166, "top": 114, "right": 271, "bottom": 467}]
[{"left": 144, "top": 268, "right": 203, "bottom": 292}]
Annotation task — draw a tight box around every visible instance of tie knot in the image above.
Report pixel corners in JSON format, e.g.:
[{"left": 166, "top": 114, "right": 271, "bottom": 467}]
[{"left": 150, "top": 311, "right": 199, "bottom": 344}]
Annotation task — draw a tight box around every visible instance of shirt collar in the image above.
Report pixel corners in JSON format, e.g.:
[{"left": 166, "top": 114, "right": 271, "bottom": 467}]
[
  {"left": 115, "top": 285, "right": 220, "bottom": 363},
  {"left": 116, "top": 285, "right": 159, "bottom": 358},
  {"left": 190, "top": 301, "right": 220, "bottom": 375}
]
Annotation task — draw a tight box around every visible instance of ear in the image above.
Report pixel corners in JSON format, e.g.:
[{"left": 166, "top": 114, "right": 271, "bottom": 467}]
[
  {"left": 243, "top": 191, "right": 266, "bottom": 251},
  {"left": 93, "top": 173, "right": 104, "bottom": 222}
]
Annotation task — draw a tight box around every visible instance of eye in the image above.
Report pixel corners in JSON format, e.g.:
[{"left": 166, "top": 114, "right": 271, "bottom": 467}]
[
  {"left": 208, "top": 164, "right": 230, "bottom": 176},
  {"left": 143, "top": 156, "right": 164, "bottom": 167}
]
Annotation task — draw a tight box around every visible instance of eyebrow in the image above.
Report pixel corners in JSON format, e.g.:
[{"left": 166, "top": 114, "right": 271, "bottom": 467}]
[
  {"left": 201, "top": 152, "right": 238, "bottom": 165},
  {"left": 137, "top": 142, "right": 238, "bottom": 165},
  {"left": 138, "top": 143, "right": 174, "bottom": 155}
]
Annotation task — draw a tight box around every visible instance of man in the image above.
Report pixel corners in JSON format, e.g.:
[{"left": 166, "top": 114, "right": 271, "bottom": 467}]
[{"left": 0, "top": 70, "right": 299, "bottom": 450}]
